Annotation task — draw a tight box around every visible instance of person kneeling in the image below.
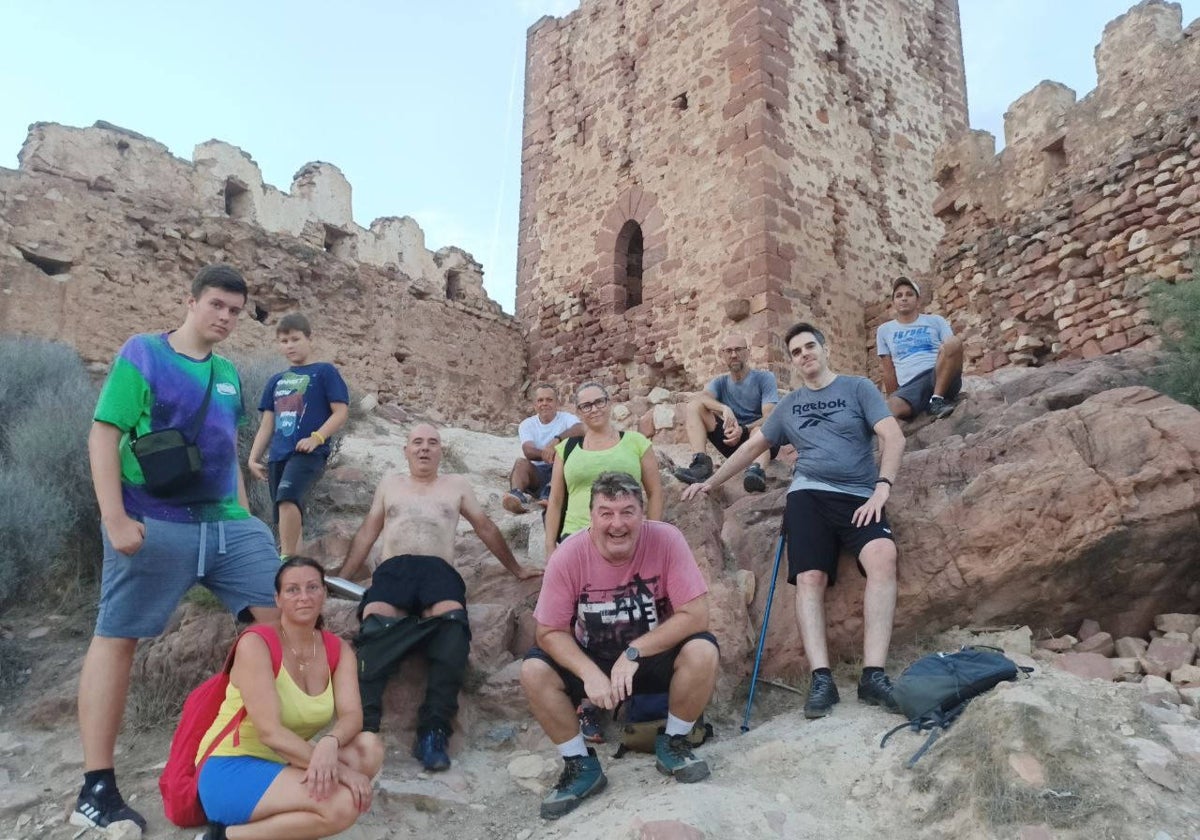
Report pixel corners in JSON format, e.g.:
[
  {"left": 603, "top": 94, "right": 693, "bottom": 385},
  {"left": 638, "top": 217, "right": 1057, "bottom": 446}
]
[
  {"left": 521, "top": 472, "right": 720, "bottom": 820},
  {"left": 195, "top": 558, "right": 383, "bottom": 840}
]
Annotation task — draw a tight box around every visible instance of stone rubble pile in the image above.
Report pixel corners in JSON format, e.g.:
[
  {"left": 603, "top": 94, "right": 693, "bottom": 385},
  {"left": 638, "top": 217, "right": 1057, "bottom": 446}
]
[{"left": 1038, "top": 612, "right": 1200, "bottom": 713}]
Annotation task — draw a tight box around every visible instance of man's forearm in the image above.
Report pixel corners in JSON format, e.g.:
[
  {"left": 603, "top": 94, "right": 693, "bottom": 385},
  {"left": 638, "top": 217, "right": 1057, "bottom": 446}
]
[
  {"left": 340, "top": 528, "right": 378, "bottom": 580},
  {"left": 538, "top": 629, "right": 606, "bottom": 682},
  {"left": 629, "top": 608, "right": 707, "bottom": 657},
  {"left": 88, "top": 423, "right": 127, "bottom": 522},
  {"left": 478, "top": 520, "right": 521, "bottom": 574}
]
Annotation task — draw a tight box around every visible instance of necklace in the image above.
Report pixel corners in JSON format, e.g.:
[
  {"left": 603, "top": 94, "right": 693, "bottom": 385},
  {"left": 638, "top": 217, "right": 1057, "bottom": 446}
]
[{"left": 279, "top": 624, "right": 318, "bottom": 674}]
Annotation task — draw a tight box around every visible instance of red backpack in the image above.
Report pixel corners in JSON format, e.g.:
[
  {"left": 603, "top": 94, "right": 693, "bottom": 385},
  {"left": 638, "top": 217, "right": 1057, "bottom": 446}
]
[{"left": 158, "top": 624, "right": 342, "bottom": 828}]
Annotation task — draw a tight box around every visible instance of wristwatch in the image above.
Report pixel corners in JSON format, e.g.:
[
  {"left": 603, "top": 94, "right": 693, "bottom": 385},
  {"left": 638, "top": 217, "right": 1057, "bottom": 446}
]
[{"left": 624, "top": 646, "right": 640, "bottom": 662}]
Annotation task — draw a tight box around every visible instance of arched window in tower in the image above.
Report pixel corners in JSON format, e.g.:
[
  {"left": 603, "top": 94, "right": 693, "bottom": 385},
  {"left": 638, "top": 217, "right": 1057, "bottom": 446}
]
[{"left": 616, "top": 219, "right": 644, "bottom": 310}]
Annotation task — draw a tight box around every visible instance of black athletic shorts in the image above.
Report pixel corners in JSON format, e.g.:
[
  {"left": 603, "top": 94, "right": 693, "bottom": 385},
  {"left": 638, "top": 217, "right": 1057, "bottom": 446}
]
[
  {"left": 359, "top": 555, "right": 467, "bottom": 619},
  {"left": 783, "top": 489, "right": 894, "bottom": 586},
  {"left": 708, "top": 417, "right": 780, "bottom": 460},
  {"left": 524, "top": 632, "right": 719, "bottom": 706},
  {"left": 268, "top": 452, "right": 327, "bottom": 520}
]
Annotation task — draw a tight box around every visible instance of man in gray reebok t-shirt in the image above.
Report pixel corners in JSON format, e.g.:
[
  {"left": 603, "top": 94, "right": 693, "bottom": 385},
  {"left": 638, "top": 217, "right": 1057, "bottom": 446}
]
[
  {"left": 680, "top": 321, "right": 906, "bottom": 721},
  {"left": 673, "top": 332, "right": 779, "bottom": 493}
]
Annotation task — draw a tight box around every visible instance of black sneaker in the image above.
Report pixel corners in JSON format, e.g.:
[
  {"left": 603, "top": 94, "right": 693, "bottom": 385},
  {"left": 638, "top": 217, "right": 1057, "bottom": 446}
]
[
  {"left": 654, "top": 732, "right": 710, "bottom": 783},
  {"left": 857, "top": 670, "right": 900, "bottom": 713},
  {"left": 673, "top": 453, "right": 714, "bottom": 485},
  {"left": 927, "top": 395, "right": 956, "bottom": 420},
  {"left": 194, "top": 824, "right": 227, "bottom": 840},
  {"left": 412, "top": 728, "right": 451, "bottom": 772},
  {"left": 803, "top": 671, "right": 840, "bottom": 719},
  {"left": 742, "top": 464, "right": 767, "bottom": 493},
  {"left": 577, "top": 703, "right": 604, "bottom": 744},
  {"left": 540, "top": 748, "right": 607, "bottom": 820},
  {"left": 70, "top": 777, "right": 147, "bottom": 831}
]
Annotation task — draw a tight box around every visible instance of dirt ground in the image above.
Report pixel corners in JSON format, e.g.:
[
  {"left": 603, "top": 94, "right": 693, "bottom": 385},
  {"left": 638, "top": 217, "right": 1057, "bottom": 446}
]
[{"left": 3, "top": 610, "right": 1199, "bottom": 840}]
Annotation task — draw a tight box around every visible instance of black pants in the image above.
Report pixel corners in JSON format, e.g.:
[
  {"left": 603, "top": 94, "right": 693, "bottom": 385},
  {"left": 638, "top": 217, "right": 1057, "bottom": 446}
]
[{"left": 355, "top": 610, "right": 471, "bottom": 734}]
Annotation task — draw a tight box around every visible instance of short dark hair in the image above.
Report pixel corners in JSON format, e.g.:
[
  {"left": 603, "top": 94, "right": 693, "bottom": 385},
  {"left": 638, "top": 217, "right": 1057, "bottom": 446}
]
[
  {"left": 784, "top": 322, "right": 826, "bottom": 348},
  {"left": 277, "top": 313, "right": 312, "bottom": 337},
  {"left": 274, "top": 556, "right": 327, "bottom": 628},
  {"left": 589, "top": 471, "right": 645, "bottom": 510},
  {"left": 192, "top": 263, "right": 247, "bottom": 301}
]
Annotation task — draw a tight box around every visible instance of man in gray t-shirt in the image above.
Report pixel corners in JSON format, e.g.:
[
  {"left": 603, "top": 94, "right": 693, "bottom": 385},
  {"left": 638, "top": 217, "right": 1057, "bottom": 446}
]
[
  {"left": 876, "top": 276, "right": 963, "bottom": 420},
  {"left": 674, "top": 332, "right": 780, "bottom": 493},
  {"left": 681, "top": 322, "right": 906, "bottom": 721}
]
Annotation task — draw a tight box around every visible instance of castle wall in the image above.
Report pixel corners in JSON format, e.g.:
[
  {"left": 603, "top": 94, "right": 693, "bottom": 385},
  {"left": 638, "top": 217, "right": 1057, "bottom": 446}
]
[
  {"left": 1, "top": 123, "right": 525, "bottom": 430},
  {"left": 914, "top": 1, "right": 1200, "bottom": 373},
  {"left": 516, "top": 0, "right": 966, "bottom": 397}
]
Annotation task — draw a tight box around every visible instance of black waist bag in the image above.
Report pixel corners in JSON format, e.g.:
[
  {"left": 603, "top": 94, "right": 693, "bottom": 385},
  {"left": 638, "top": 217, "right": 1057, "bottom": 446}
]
[{"left": 131, "top": 365, "right": 214, "bottom": 498}]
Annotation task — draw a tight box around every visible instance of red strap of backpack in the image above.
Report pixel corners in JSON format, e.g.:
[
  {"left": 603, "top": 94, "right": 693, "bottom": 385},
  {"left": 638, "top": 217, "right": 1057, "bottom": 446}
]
[{"left": 198, "top": 625, "right": 341, "bottom": 762}]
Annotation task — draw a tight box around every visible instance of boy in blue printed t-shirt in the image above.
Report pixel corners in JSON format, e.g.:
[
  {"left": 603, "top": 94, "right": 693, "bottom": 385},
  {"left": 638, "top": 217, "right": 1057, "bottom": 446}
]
[{"left": 248, "top": 313, "right": 350, "bottom": 558}]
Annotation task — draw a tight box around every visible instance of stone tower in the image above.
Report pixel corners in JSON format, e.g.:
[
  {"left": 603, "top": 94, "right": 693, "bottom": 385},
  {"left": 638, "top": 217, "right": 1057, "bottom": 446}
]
[{"left": 516, "top": 0, "right": 968, "bottom": 397}]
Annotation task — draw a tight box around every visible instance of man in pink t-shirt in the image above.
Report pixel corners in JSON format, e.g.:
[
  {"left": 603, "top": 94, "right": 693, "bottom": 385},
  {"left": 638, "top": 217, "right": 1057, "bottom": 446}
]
[{"left": 521, "top": 472, "right": 720, "bottom": 820}]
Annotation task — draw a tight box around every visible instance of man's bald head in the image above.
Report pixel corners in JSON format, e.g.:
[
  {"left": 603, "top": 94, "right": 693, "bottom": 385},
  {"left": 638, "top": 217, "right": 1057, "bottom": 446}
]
[
  {"left": 719, "top": 333, "right": 750, "bottom": 373},
  {"left": 404, "top": 423, "right": 443, "bottom": 477},
  {"left": 407, "top": 423, "right": 441, "bottom": 446}
]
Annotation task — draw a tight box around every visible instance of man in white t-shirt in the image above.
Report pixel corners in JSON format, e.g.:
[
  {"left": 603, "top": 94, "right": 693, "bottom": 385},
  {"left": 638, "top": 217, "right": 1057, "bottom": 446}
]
[
  {"left": 503, "top": 384, "right": 583, "bottom": 514},
  {"left": 521, "top": 471, "right": 719, "bottom": 819},
  {"left": 876, "top": 276, "right": 963, "bottom": 420}
]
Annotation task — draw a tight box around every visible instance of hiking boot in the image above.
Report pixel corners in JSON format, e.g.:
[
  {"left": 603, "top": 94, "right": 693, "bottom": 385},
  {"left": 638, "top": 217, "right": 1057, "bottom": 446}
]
[
  {"left": 503, "top": 489, "right": 532, "bottom": 514},
  {"left": 742, "top": 463, "right": 767, "bottom": 493},
  {"left": 654, "top": 732, "right": 711, "bottom": 783},
  {"left": 194, "top": 824, "right": 228, "bottom": 840},
  {"left": 857, "top": 670, "right": 900, "bottom": 713},
  {"left": 70, "top": 777, "right": 147, "bottom": 831},
  {"left": 673, "top": 453, "right": 714, "bottom": 485},
  {"left": 577, "top": 703, "right": 605, "bottom": 744},
  {"left": 803, "top": 671, "right": 840, "bottom": 719},
  {"left": 927, "top": 395, "right": 956, "bottom": 420},
  {"left": 412, "top": 728, "right": 451, "bottom": 772},
  {"left": 540, "top": 749, "right": 607, "bottom": 820}
]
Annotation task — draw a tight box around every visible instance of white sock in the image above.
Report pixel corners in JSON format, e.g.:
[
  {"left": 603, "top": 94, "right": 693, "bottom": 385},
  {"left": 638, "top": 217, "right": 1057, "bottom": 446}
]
[
  {"left": 556, "top": 734, "right": 588, "bottom": 758},
  {"left": 932, "top": 393, "right": 944, "bottom": 400},
  {"left": 664, "top": 713, "right": 695, "bottom": 737}
]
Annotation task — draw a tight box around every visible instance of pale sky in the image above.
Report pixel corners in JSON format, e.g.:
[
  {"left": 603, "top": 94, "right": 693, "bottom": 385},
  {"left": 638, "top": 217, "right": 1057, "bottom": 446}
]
[{"left": 2, "top": 1, "right": 1195, "bottom": 312}]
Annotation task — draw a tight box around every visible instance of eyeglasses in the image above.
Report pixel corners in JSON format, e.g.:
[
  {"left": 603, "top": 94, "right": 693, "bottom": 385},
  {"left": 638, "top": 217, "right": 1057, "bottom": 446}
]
[
  {"left": 720, "top": 346, "right": 748, "bottom": 355},
  {"left": 577, "top": 397, "right": 610, "bottom": 413}
]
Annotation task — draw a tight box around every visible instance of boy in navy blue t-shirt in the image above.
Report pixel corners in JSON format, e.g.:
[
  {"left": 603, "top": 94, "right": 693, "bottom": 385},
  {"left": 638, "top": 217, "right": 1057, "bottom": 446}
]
[{"left": 248, "top": 313, "right": 350, "bottom": 557}]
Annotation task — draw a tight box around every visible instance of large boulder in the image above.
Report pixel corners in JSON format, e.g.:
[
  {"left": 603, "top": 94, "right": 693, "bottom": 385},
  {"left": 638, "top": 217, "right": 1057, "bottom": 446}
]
[{"left": 706, "top": 356, "right": 1200, "bottom": 676}]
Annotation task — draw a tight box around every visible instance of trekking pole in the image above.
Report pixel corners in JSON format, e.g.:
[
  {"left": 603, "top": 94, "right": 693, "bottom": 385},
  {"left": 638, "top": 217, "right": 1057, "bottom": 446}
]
[{"left": 741, "top": 523, "right": 786, "bottom": 733}]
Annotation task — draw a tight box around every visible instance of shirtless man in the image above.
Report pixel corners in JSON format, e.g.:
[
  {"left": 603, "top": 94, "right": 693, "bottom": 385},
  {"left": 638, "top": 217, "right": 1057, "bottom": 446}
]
[{"left": 336, "top": 423, "right": 541, "bottom": 770}]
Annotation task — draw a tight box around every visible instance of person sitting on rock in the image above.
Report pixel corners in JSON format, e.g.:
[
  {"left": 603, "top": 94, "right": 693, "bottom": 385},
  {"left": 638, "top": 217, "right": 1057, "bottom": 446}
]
[
  {"left": 247, "top": 312, "right": 350, "bottom": 559},
  {"left": 673, "top": 332, "right": 779, "bottom": 492},
  {"left": 682, "top": 322, "right": 905, "bottom": 720},
  {"left": 522, "top": 471, "right": 719, "bottom": 820},
  {"left": 194, "top": 558, "right": 382, "bottom": 840},
  {"left": 333, "top": 423, "right": 542, "bottom": 772},
  {"left": 502, "top": 383, "right": 582, "bottom": 514},
  {"left": 876, "top": 276, "right": 964, "bottom": 420}
]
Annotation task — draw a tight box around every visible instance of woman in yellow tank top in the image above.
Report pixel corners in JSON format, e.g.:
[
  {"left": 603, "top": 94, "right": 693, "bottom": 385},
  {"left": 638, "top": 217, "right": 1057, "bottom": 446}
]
[{"left": 194, "top": 558, "right": 383, "bottom": 840}]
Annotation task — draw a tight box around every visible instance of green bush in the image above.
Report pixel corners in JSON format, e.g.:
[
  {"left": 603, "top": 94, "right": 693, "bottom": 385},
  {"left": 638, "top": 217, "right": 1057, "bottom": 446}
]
[
  {"left": 0, "top": 338, "right": 100, "bottom": 606},
  {"left": 1147, "top": 268, "right": 1200, "bottom": 408}
]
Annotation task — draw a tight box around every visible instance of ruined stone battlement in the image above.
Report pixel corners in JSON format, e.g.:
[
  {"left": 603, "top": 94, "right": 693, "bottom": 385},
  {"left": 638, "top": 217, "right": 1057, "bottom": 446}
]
[
  {"left": 517, "top": 0, "right": 967, "bottom": 400},
  {"left": 1, "top": 122, "right": 526, "bottom": 430},
  {"left": 17, "top": 121, "right": 501, "bottom": 314},
  {"left": 916, "top": 0, "right": 1200, "bottom": 374}
]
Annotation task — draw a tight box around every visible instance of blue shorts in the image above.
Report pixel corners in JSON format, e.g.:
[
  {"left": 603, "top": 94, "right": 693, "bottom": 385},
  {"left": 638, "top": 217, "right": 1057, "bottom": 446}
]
[
  {"left": 96, "top": 516, "right": 278, "bottom": 638},
  {"left": 198, "top": 756, "right": 285, "bottom": 826},
  {"left": 268, "top": 452, "right": 328, "bottom": 520}
]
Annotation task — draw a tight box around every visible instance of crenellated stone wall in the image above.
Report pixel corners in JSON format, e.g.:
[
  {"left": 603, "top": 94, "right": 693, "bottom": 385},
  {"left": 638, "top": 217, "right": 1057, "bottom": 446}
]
[
  {"left": 908, "top": 1, "right": 1200, "bottom": 374},
  {"left": 516, "top": 0, "right": 967, "bottom": 399},
  {"left": 0, "top": 122, "right": 525, "bottom": 430}
]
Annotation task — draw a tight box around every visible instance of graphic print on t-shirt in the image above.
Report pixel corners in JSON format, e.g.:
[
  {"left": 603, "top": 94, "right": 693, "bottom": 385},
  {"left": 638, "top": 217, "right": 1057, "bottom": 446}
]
[
  {"left": 790, "top": 396, "right": 849, "bottom": 430},
  {"left": 273, "top": 372, "right": 311, "bottom": 438},
  {"left": 888, "top": 325, "right": 939, "bottom": 361},
  {"left": 575, "top": 575, "right": 672, "bottom": 661}
]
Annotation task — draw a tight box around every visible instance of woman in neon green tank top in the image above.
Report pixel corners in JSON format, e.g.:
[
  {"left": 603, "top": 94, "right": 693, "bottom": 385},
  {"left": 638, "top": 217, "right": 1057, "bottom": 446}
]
[
  {"left": 194, "top": 558, "right": 383, "bottom": 840},
  {"left": 543, "top": 381, "right": 664, "bottom": 560}
]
